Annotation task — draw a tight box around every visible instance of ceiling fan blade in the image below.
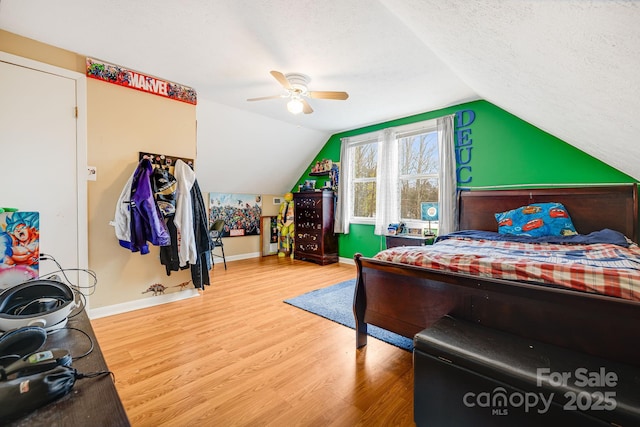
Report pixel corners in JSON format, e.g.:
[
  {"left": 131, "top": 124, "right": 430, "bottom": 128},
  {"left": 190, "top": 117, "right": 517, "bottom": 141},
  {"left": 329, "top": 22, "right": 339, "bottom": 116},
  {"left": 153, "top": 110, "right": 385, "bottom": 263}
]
[
  {"left": 270, "top": 70, "right": 292, "bottom": 90},
  {"left": 301, "top": 98, "right": 313, "bottom": 114},
  {"left": 247, "top": 95, "right": 283, "bottom": 101},
  {"left": 308, "top": 91, "right": 349, "bottom": 100}
]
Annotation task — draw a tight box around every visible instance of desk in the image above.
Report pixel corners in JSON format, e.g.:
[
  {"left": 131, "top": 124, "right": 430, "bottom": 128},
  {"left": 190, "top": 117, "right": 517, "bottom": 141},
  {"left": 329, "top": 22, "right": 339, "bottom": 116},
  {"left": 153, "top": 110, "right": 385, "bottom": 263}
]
[
  {"left": 7, "top": 310, "right": 129, "bottom": 427},
  {"left": 385, "top": 234, "right": 435, "bottom": 249}
]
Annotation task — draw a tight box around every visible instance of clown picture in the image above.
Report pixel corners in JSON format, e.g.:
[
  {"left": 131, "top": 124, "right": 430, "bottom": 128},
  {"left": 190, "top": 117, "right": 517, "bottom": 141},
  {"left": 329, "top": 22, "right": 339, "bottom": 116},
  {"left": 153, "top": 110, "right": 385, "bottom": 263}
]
[{"left": 0, "top": 211, "right": 40, "bottom": 287}]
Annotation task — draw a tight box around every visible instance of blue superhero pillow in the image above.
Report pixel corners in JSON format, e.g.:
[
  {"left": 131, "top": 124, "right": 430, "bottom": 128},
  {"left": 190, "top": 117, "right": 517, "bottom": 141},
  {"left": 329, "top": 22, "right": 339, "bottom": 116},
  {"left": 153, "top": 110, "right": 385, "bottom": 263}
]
[{"left": 494, "top": 202, "right": 577, "bottom": 237}]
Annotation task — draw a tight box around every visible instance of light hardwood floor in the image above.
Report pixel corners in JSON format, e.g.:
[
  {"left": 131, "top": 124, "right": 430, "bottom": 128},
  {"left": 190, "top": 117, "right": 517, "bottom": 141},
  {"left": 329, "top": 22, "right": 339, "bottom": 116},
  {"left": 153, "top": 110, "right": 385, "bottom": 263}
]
[{"left": 91, "top": 256, "right": 415, "bottom": 426}]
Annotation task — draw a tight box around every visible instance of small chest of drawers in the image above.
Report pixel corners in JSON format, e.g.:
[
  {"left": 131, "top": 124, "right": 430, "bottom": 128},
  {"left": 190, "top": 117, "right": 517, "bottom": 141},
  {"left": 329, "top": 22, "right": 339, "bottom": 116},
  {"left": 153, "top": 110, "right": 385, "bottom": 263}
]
[{"left": 293, "top": 190, "right": 338, "bottom": 265}]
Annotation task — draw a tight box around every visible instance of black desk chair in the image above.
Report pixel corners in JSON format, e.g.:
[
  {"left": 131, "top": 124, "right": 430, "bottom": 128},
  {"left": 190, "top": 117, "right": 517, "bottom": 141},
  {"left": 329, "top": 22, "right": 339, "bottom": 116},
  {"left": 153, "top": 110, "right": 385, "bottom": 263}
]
[{"left": 210, "top": 219, "right": 227, "bottom": 270}]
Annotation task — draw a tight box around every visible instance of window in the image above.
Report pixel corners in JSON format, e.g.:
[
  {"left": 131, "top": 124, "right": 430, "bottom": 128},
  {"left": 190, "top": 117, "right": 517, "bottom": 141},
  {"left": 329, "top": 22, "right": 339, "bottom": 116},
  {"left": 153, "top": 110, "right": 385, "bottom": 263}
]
[
  {"left": 351, "top": 139, "right": 377, "bottom": 220},
  {"left": 336, "top": 114, "right": 453, "bottom": 236},
  {"left": 347, "top": 120, "right": 439, "bottom": 226},
  {"left": 398, "top": 128, "right": 439, "bottom": 221}
]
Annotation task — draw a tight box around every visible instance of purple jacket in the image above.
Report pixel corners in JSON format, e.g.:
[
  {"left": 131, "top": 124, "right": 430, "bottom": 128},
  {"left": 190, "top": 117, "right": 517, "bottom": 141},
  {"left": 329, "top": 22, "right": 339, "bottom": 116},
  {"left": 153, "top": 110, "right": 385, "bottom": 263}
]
[{"left": 129, "top": 159, "right": 171, "bottom": 254}]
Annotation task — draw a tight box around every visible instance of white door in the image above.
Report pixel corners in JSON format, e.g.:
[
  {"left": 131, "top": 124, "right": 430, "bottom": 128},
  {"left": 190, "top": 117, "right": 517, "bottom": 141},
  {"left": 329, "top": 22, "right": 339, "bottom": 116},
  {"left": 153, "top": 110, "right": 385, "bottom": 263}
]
[{"left": 0, "top": 56, "right": 86, "bottom": 282}]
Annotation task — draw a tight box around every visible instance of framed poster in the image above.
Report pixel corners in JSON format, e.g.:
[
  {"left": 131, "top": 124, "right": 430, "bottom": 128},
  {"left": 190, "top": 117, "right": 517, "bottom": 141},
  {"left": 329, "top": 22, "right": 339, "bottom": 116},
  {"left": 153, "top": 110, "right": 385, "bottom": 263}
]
[{"left": 209, "top": 193, "right": 262, "bottom": 237}]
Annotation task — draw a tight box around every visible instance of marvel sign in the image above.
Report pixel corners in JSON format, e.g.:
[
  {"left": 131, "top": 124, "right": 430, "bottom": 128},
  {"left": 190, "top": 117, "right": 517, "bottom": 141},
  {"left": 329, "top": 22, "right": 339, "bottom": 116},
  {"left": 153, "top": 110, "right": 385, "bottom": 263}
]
[{"left": 86, "top": 58, "right": 197, "bottom": 105}]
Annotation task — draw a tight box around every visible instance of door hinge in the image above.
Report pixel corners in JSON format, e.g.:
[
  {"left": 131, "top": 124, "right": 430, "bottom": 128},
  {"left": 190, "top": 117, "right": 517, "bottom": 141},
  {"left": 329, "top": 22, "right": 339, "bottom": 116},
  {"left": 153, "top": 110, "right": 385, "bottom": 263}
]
[{"left": 74, "top": 106, "right": 78, "bottom": 118}]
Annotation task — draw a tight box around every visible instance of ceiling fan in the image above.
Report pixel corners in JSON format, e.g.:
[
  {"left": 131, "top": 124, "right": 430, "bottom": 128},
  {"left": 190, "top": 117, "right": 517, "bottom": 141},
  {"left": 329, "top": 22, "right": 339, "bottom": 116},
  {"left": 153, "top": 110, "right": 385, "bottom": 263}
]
[{"left": 247, "top": 70, "right": 349, "bottom": 114}]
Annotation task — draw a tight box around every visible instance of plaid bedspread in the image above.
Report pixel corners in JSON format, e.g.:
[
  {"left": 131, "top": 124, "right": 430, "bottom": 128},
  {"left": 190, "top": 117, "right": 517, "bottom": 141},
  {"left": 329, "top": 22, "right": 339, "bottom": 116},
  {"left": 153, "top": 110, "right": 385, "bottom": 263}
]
[{"left": 373, "top": 237, "right": 640, "bottom": 301}]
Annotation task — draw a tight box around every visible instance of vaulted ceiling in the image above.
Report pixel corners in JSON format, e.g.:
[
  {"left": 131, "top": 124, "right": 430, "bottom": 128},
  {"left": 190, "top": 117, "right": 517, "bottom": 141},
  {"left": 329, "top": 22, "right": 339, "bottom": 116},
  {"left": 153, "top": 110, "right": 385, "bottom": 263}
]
[{"left": 2, "top": 0, "right": 639, "bottom": 183}]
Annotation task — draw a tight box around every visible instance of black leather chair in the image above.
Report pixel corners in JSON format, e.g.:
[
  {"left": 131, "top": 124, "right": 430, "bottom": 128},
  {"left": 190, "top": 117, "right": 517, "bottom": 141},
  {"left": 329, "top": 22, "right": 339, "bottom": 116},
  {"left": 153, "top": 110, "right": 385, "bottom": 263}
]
[{"left": 209, "top": 219, "right": 227, "bottom": 270}]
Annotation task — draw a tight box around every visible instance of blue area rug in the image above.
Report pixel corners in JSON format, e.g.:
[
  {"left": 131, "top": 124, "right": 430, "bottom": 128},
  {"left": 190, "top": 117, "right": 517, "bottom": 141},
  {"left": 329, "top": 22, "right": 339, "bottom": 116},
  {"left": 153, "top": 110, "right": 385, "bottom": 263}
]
[{"left": 284, "top": 279, "right": 413, "bottom": 351}]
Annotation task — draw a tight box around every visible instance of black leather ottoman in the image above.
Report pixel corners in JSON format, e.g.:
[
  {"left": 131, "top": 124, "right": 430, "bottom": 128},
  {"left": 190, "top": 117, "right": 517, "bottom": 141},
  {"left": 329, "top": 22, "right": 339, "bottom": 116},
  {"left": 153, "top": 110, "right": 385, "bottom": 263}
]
[{"left": 413, "top": 316, "right": 640, "bottom": 427}]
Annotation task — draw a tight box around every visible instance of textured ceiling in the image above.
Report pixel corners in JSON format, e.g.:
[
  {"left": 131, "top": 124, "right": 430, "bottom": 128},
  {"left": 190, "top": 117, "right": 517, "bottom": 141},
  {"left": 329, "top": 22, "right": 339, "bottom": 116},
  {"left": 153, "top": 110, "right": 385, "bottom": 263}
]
[
  {"left": 1, "top": 0, "right": 639, "bottom": 180},
  {"left": 380, "top": 0, "right": 640, "bottom": 181}
]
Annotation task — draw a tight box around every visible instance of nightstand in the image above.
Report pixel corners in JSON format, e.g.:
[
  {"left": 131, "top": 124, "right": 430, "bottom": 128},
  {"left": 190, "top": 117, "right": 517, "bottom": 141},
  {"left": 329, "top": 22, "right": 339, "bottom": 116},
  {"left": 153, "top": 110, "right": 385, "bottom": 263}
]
[{"left": 385, "top": 234, "right": 435, "bottom": 249}]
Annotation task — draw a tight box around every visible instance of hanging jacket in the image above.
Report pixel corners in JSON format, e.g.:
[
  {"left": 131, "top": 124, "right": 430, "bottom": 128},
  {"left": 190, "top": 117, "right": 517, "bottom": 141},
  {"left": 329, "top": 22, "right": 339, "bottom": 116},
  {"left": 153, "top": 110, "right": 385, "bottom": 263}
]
[
  {"left": 174, "top": 159, "right": 197, "bottom": 266},
  {"left": 129, "top": 159, "right": 171, "bottom": 254},
  {"left": 154, "top": 166, "right": 182, "bottom": 275},
  {"left": 160, "top": 218, "right": 185, "bottom": 275},
  {"left": 152, "top": 166, "right": 177, "bottom": 218},
  {"left": 189, "top": 179, "right": 213, "bottom": 288},
  {"left": 113, "top": 171, "right": 134, "bottom": 250}
]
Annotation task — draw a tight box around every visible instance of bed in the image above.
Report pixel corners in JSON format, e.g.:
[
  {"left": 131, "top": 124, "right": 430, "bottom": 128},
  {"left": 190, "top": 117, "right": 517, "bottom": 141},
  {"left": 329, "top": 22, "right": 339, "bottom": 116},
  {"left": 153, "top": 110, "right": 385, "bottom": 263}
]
[{"left": 353, "top": 184, "right": 640, "bottom": 366}]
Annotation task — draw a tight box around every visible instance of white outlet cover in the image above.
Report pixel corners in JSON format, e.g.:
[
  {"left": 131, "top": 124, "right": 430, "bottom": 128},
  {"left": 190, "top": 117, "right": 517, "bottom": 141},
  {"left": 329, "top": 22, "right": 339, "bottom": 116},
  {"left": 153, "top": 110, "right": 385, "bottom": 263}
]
[{"left": 87, "top": 166, "right": 97, "bottom": 181}]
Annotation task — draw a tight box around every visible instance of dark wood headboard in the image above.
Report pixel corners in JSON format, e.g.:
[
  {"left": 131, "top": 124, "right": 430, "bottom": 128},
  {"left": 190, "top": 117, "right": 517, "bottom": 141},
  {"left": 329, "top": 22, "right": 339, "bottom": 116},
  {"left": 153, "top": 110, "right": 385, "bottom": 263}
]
[{"left": 458, "top": 184, "right": 638, "bottom": 243}]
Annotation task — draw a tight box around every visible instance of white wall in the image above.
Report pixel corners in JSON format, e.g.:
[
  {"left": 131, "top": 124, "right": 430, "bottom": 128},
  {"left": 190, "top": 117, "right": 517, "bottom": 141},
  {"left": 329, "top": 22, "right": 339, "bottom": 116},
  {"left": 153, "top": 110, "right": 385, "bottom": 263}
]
[{"left": 196, "top": 98, "right": 330, "bottom": 196}]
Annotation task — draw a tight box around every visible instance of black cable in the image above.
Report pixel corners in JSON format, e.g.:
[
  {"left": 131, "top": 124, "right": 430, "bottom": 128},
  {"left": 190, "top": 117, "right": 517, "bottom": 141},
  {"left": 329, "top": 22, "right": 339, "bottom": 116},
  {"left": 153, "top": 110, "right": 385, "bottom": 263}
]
[
  {"left": 62, "top": 326, "right": 95, "bottom": 361},
  {"left": 37, "top": 253, "right": 96, "bottom": 322},
  {"left": 75, "top": 370, "right": 115, "bottom": 382},
  {"left": 29, "top": 254, "right": 102, "bottom": 365},
  {"left": 38, "top": 253, "right": 98, "bottom": 296}
]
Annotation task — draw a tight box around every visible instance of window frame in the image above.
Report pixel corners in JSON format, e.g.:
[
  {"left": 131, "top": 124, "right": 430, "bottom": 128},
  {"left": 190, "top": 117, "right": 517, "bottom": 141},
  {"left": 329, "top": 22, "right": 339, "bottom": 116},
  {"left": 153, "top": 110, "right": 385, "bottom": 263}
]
[
  {"left": 396, "top": 124, "right": 439, "bottom": 227},
  {"left": 346, "top": 119, "right": 440, "bottom": 228},
  {"left": 348, "top": 136, "right": 379, "bottom": 225}
]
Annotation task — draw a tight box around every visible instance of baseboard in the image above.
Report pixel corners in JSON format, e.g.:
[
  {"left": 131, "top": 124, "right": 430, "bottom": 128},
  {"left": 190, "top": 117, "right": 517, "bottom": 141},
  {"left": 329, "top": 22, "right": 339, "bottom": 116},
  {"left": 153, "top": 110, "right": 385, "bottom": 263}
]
[
  {"left": 339, "top": 256, "right": 356, "bottom": 265},
  {"left": 211, "top": 251, "right": 260, "bottom": 265},
  {"left": 88, "top": 288, "right": 200, "bottom": 319}
]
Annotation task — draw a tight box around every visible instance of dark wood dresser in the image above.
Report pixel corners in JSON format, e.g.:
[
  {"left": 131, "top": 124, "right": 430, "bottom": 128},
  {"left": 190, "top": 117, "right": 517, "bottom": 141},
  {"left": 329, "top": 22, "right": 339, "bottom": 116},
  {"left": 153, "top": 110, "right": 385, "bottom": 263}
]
[{"left": 293, "top": 190, "right": 338, "bottom": 265}]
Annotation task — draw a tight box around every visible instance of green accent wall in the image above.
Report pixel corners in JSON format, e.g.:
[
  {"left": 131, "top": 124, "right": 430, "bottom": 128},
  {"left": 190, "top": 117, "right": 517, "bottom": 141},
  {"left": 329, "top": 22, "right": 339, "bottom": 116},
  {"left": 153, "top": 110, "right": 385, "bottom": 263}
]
[{"left": 294, "top": 100, "right": 636, "bottom": 259}]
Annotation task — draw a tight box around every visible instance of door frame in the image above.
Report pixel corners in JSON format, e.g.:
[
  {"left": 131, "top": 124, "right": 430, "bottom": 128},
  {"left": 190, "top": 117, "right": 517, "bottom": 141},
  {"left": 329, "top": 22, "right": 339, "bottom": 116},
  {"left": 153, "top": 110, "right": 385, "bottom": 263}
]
[{"left": 0, "top": 51, "right": 89, "bottom": 287}]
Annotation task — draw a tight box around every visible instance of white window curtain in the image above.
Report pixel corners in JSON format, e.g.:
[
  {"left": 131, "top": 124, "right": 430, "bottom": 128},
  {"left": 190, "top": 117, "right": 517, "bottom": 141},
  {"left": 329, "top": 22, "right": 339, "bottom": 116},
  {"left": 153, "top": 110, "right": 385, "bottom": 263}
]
[
  {"left": 334, "top": 137, "right": 351, "bottom": 234},
  {"left": 437, "top": 114, "right": 457, "bottom": 235},
  {"left": 374, "top": 128, "right": 399, "bottom": 235}
]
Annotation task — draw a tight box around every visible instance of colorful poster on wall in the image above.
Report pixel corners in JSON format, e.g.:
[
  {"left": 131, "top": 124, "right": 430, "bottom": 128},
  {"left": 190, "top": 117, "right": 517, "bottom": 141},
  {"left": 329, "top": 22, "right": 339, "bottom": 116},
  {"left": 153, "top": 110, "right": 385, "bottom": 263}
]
[
  {"left": 209, "top": 193, "right": 262, "bottom": 237},
  {"left": 0, "top": 211, "right": 39, "bottom": 289},
  {"left": 86, "top": 58, "right": 197, "bottom": 105}
]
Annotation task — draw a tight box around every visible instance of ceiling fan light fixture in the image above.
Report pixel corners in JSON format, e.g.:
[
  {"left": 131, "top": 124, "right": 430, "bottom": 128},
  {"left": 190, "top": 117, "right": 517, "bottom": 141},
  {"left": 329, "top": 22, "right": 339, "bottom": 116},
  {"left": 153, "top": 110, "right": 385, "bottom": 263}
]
[
  {"left": 249, "top": 70, "right": 348, "bottom": 115},
  {"left": 287, "top": 97, "right": 304, "bottom": 114}
]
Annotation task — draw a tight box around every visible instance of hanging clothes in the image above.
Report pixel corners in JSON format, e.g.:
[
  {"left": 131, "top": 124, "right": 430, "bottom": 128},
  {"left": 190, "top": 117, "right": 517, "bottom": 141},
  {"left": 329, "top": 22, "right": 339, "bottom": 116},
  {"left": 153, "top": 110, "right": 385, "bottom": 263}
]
[
  {"left": 152, "top": 165, "right": 184, "bottom": 275},
  {"left": 114, "top": 170, "right": 134, "bottom": 250},
  {"left": 174, "top": 159, "right": 197, "bottom": 266},
  {"left": 113, "top": 157, "right": 211, "bottom": 288},
  {"left": 152, "top": 166, "right": 178, "bottom": 218},
  {"left": 173, "top": 159, "right": 213, "bottom": 288},
  {"left": 129, "top": 159, "right": 171, "bottom": 254},
  {"left": 189, "top": 178, "right": 213, "bottom": 288},
  {"left": 160, "top": 219, "right": 184, "bottom": 275}
]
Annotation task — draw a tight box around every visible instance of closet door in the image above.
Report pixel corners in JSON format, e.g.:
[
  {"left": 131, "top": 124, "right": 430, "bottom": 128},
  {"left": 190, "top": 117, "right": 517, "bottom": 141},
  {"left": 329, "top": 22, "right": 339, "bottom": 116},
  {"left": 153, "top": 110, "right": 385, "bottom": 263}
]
[{"left": 0, "top": 57, "right": 83, "bottom": 280}]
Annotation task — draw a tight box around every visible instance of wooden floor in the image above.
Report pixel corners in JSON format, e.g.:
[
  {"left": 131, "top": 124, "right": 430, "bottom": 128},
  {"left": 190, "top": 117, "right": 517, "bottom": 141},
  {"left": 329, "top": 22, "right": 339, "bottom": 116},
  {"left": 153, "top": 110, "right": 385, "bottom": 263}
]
[{"left": 91, "top": 256, "right": 415, "bottom": 427}]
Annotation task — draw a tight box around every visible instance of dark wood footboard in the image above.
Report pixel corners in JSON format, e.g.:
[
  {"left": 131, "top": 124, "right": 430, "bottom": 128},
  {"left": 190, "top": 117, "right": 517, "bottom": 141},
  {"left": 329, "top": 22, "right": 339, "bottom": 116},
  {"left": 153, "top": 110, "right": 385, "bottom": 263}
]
[{"left": 354, "top": 253, "right": 640, "bottom": 366}]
